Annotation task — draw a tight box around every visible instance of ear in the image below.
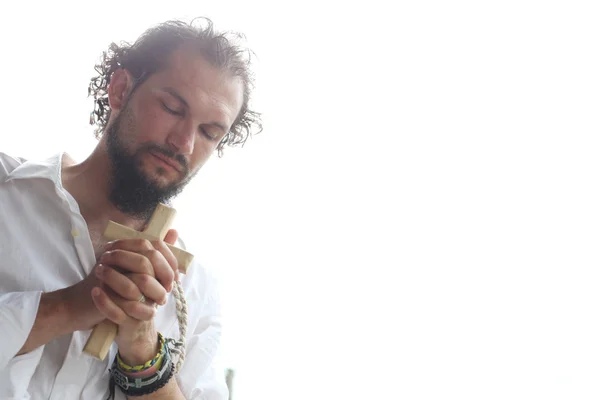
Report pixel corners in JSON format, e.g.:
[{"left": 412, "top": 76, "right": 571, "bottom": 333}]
[{"left": 107, "top": 68, "right": 134, "bottom": 112}]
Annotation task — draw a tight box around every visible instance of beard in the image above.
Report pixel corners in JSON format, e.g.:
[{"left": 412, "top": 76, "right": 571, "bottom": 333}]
[{"left": 105, "top": 102, "right": 196, "bottom": 220}]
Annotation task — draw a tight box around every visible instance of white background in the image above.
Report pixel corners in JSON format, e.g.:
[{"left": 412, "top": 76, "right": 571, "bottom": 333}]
[{"left": 1, "top": 1, "right": 600, "bottom": 399}]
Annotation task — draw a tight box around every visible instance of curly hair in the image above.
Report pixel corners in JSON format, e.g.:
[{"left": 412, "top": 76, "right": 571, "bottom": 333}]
[{"left": 88, "top": 18, "right": 262, "bottom": 155}]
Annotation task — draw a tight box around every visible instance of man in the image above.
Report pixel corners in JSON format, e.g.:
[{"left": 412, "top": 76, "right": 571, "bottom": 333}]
[{"left": 0, "top": 18, "right": 261, "bottom": 399}]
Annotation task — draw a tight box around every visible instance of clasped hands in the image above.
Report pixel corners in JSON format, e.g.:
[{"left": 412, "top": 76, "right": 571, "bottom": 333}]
[{"left": 71, "top": 229, "right": 180, "bottom": 364}]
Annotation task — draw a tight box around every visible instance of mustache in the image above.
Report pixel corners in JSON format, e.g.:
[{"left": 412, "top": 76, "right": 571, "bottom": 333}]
[{"left": 138, "top": 143, "right": 189, "bottom": 173}]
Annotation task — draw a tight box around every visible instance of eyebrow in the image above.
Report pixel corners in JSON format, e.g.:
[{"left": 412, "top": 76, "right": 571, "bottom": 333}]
[{"left": 162, "top": 87, "right": 228, "bottom": 133}]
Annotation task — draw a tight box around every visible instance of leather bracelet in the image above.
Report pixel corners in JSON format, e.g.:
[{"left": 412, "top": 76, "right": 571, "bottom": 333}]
[
  {"left": 117, "top": 359, "right": 174, "bottom": 397},
  {"left": 110, "top": 334, "right": 174, "bottom": 396}
]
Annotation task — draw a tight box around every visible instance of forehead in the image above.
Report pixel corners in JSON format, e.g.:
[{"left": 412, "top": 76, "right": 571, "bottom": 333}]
[{"left": 149, "top": 46, "right": 244, "bottom": 125}]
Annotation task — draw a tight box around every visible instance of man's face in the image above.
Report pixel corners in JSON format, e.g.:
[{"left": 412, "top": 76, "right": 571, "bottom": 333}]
[{"left": 105, "top": 47, "right": 244, "bottom": 218}]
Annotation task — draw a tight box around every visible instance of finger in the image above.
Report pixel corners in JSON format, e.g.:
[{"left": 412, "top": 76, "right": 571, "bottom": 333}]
[
  {"left": 95, "top": 264, "right": 143, "bottom": 302},
  {"left": 129, "top": 273, "right": 169, "bottom": 305},
  {"left": 100, "top": 249, "right": 155, "bottom": 277},
  {"left": 104, "top": 239, "right": 154, "bottom": 255},
  {"left": 143, "top": 245, "right": 175, "bottom": 291},
  {"left": 164, "top": 229, "right": 178, "bottom": 245},
  {"left": 151, "top": 239, "right": 179, "bottom": 286},
  {"left": 102, "top": 242, "right": 175, "bottom": 290},
  {"left": 106, "top": 237, "right": 178, "bottom": 284},
  {"left": 162, "top": 229, "right": 179, "bottom": 282},
  {"left": 102, "top": 240, "right": 175, "bottom": 291},
  {"left": 93, "top": 286, "right": 157, "bottom": 322},
  {"left": 162, "top": 230, "right": 180, "bottom": 281},
  {"left": 119, "top": 298, "right": 157, "bottom": 322},
  {"left": 91, "top": 287, "right": 128, "bottom": 324}
]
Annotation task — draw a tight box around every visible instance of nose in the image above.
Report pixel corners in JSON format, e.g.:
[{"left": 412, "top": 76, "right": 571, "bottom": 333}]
[{"left": 166, "top": 121, "right": 195, "bottom": 155}]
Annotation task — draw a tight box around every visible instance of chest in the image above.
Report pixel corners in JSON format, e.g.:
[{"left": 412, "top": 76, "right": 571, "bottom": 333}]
[{"left": 87, "top": 222, "right": 109, "bottom": 260}]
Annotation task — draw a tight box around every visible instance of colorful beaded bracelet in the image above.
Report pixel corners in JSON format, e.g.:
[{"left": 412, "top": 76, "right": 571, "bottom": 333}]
[{"left": 116, "top": 332, "right": 166, "bottom": 373}]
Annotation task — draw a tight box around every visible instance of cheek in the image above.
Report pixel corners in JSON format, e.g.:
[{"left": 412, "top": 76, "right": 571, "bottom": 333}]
[
  {"left": 131, "top": 98, "right": 172, "bottom": 140},
  {"left": 189, "top": 141, "right": 217, "bottom": 169}
]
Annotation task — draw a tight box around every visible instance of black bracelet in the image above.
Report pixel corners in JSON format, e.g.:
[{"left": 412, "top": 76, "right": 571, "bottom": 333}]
[{"left": 121, "top": 361, "right": 175, "bottom": 396}]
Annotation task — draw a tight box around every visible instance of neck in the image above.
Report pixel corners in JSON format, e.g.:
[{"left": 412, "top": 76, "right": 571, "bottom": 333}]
[{"left": 61, "top": 142, "right": 146, "bottom": 232}]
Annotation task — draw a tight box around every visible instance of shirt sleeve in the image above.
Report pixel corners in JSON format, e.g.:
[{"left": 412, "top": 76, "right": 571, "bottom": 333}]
[
  {"left": 177, "top": 315, "right": 228, "bottom": 400},
  {"left": 176, "top": 273, "right": 229, "bottom": 400},
  {"left": 0, "top": 291, "right": 46, "bottom": 393}
]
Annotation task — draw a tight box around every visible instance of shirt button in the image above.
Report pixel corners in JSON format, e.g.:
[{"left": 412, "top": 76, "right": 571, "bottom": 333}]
[{"left": 71, "top": 229, "right": 79, "bottom": 237}]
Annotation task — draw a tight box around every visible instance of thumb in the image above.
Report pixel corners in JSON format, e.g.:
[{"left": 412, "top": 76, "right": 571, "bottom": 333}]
[{"left": 164, "top": 229, "right": 179, "bottom": 245}]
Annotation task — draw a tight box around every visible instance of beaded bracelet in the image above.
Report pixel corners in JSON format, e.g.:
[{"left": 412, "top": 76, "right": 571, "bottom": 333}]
[
  {"left": 124, "top": 353, "right": 164, "bottom": 378},
  {"left": 116, "top": 332, "right": 166, "bottom": 373}
]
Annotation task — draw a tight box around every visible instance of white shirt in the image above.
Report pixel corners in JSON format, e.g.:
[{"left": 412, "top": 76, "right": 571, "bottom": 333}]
[{"left": 0, "top": 152, "right": 228, "bottom": 400}]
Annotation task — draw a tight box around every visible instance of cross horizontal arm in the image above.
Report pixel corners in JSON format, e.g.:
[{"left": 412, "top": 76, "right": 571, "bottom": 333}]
[{"left": 104, "top": 221, "right": 194, "bottom": 273}]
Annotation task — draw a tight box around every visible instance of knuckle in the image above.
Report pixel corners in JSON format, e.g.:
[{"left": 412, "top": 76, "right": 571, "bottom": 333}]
[
  {"left": 107, "top": 249, "right": 125, "bottom": 263},
  {"left": 137, "top": 273, "right": 152, "bottom": 286},
  {"left": 141, "top": 258, "right": 154, "bottom": 276},
  {"left": 142, "top": 311, "right": 156, "bottom": 321},
  {"left": 114, "top": 313, "right": 127, "bottom": 324},
  {"left": 126, "top": 238, "right": 152, "bottom": 251},
  {"left": 148, "top": 249, "right": 162, "bottom": 263}
]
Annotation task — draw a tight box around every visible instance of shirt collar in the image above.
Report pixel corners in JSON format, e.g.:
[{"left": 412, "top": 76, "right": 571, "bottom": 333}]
[{"left": 4, "top": 152, "right": 65, "bottom": 186}]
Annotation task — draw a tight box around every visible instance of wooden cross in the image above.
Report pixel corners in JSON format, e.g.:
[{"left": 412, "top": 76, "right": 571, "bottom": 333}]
[{"left": 83, "top": 204, "right": 194, "bottom": 360}]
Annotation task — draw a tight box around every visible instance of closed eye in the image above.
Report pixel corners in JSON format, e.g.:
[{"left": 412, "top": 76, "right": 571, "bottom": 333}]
[
  {"left": 201, "top": 128, "right": 219, "bottom": 141},
  {"left": 161, "top": 101, "right": 184, "bottom": 117}
]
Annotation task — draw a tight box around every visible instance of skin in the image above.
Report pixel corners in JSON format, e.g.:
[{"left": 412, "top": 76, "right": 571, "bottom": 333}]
[{"left": 17, "top": 44, "right": 244, "bottom": 399}]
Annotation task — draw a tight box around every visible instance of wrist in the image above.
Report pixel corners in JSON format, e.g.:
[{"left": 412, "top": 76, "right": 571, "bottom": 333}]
[
  {"left": 110, "top": 336, "right": 176, "bottom": 397},
  {"left": 118, "top": 330, "right": 160, "bottom": 366}
]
